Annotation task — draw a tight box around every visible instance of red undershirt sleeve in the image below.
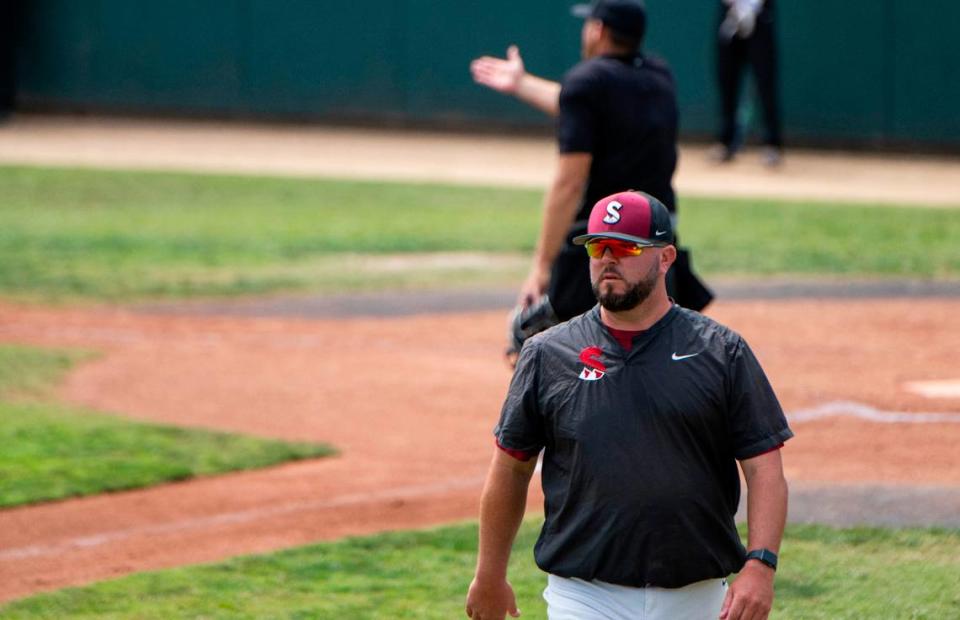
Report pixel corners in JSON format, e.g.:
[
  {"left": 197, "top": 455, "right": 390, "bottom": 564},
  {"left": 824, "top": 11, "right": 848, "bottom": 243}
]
[{"left": 495, "top": 438, "right": 538, "bottom": 462}]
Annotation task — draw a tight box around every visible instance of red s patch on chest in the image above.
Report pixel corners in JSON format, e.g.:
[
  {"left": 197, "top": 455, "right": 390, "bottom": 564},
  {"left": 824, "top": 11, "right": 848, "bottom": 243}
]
[{"left": 578, "top": 346, "right": 606, "bottom": 381}]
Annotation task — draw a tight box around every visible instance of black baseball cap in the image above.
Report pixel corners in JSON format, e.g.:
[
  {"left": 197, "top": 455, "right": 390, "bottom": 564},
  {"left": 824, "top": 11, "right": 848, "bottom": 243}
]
[
  {"left": 572, "top": 190, "right": 673, "bottom": 246},
  {"left": 571, "top": 0, "right": 647, "bottom": 40}
]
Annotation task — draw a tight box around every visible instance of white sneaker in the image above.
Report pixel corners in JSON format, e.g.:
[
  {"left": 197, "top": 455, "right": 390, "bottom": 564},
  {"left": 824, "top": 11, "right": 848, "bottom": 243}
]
[
  {"left": 761, "top": 147, "right": 783, "bottom": 167},
  {"left": 707, "top": 144, "right": 736, "bottom": 163}
]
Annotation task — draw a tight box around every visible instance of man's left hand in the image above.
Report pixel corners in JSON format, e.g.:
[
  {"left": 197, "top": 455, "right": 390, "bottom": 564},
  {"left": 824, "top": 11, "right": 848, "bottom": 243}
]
[
  {"left": 718, "top": 560, "right": 775, "bottom": 620},
  {"left": 470, "top": 45, "right": 525, "bottom": 95}
]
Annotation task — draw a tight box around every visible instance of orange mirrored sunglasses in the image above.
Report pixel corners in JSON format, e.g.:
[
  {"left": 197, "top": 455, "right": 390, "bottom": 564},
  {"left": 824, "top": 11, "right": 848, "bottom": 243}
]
[{"left": 584, "top": 238, "right": 652, "bottom": 259}]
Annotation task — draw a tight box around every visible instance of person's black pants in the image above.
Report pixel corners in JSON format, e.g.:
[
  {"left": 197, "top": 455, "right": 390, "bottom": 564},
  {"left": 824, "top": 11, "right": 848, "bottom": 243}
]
[
  {"left": 549, "top": 244, "right": 596, "bottom": 322},
  {"left": 716, "top": 8, "right": 781, "bottom": 150},
  {"left": 0, "top": 1, "right": 24, "bottom": 115}
]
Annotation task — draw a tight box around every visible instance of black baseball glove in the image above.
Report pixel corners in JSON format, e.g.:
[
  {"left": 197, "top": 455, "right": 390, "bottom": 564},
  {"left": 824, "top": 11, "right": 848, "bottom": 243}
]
[{"left": 505, "top": 295, "right": 559, "bottom": 368}]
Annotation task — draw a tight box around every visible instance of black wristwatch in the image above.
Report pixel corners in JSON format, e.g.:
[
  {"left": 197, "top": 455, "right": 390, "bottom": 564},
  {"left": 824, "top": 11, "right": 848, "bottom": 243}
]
[{"left": 745, "top": 548, "right": 778, "bottom": 571}]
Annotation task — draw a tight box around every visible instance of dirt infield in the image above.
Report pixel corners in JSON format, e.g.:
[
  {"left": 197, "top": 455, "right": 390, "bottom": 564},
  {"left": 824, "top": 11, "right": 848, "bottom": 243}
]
[
  {"left": 1, "top": 297, "right": 959, "bottom": 601},
  {"left": 1, "top": 116, "right": 960, "bottom": 603}
]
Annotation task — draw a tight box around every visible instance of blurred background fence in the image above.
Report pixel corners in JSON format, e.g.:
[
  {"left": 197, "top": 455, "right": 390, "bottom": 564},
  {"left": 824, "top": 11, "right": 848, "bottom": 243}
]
[{"left": 11, "top": 0, "right": 960, "bottom": 149}]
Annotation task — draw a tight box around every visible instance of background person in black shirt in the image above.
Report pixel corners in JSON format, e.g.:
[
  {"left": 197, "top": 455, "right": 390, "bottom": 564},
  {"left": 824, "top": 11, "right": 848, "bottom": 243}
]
[
  {"left": 471, "top": 0, "right": 711, "bottom": 363},
  {"left": 465, "top": 191, "right": 790, "bottom": 620}
]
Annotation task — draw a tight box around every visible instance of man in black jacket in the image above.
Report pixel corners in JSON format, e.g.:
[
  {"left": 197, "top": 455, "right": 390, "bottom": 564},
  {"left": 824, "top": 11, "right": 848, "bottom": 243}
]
[{"left": 465, "top": 191, "right": 790, "bottom": 620}]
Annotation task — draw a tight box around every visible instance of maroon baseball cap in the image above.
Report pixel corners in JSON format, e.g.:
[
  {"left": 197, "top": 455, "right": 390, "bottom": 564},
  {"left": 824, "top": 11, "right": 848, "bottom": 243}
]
[{"left": 572, "top": 190, "right": 674, "bottom": 246}]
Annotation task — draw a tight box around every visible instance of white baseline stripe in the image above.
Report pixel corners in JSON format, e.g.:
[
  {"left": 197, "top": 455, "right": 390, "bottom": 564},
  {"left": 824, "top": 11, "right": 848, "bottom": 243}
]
[
  {"left": 0, "top": 475, "right": 485, "bottom": 562},
  {"left": 788, "top": 400, "right": 960, "bottom": 424}
]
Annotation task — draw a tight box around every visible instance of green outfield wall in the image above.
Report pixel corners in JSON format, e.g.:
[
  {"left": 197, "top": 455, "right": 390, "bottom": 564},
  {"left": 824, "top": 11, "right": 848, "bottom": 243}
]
[{"left": 13, "top": 0, "right": 960, "bottom": 148}]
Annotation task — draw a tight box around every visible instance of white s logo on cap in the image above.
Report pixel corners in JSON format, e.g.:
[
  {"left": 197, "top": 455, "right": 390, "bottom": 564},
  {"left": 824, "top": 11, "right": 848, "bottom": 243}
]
[{"left": 602, "top": 201, "right": 623, "bottom": 224}]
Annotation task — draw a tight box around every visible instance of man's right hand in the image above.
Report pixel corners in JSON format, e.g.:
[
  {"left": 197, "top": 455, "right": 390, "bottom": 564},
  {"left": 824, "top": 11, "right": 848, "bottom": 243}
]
[
  {"left": 470, "top": 45, "right": 525, "bottom": 95},
  {"left": 517, "top": 264, "right": 550, "bottom": 309},
  {"left": 465, "top": 576, "right": 521, "bottom": 619}
]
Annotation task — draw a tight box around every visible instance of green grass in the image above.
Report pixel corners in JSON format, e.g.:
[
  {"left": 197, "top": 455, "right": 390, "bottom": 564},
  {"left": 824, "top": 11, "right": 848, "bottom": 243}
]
[
  {"left": 1, "top": 521, "right": 957, "bottom": 619},
  {"left": 0, "top": 344, "right": 335, "bottom": 507},
  {"left": 0, "top": 344, "right": 93, "bottom": 400},
  {"left": 1, "top": 165, "right": 958, "bottom": 302},
  {"left": 682, "top": 197, "right": 960, "bottom": 278},
  {"left": 0, "top": 166, "right": 538, "bottom": 302}
]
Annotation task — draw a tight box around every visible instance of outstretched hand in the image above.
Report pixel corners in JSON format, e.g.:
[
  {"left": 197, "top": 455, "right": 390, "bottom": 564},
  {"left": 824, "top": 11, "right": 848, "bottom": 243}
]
[{"left": 470, "top": 45, "right": 525, "bottom": 95}]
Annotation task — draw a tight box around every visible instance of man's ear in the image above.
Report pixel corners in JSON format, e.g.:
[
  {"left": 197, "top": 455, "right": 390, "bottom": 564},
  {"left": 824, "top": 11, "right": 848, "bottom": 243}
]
[
  {"left": 585, "top": 18, "right": 604, "bottom": 45},
  {"left": 660, "top": 245, "right": 678, "bottom": 274}
]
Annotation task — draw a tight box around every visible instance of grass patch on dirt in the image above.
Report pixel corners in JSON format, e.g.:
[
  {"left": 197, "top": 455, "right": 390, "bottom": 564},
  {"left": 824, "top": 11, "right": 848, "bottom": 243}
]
[
  {"left": 2, "top": 521, "right": 958, "bottom": 619},
  {"left": 0, "top": 344, "right": 93, "bottom": 400},
  {"left": 1, "top": 165, "right": 959, "bottom": 302},
  {"left": 0, "top": 344, "right": 334, "bottom": 508}
]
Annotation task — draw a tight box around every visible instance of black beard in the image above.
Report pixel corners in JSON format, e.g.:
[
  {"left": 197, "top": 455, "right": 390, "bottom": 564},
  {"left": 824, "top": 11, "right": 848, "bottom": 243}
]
[{"left": 591, "top": 264, "right": 658, "bottom": 312}]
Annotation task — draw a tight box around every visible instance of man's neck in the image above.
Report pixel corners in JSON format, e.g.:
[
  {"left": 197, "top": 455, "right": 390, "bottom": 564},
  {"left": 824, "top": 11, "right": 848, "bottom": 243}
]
[
  {"left": 600, "top": 291, "right": 672, "bottom": 331},
  {"left": 587, "top": 39, "right": 632, "bottom": 60},
  {"left": 596, "top": 37, "right": 636, "bottom": 58}
]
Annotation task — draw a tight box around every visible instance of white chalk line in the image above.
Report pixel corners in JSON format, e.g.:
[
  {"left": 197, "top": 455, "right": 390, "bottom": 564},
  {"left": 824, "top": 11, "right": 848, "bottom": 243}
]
[
  {"left": 787, "top": 400, "right": 960, "bottom": 424},
  {"left": 0, "top": 475, "right": 485, "bottom": 562}
]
